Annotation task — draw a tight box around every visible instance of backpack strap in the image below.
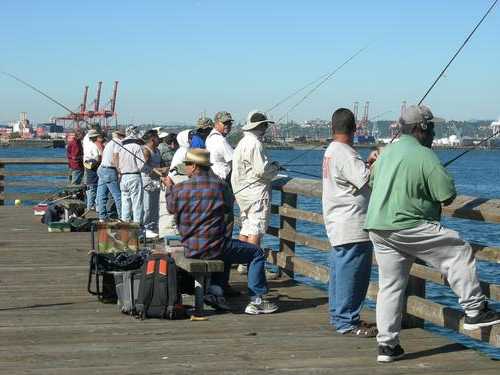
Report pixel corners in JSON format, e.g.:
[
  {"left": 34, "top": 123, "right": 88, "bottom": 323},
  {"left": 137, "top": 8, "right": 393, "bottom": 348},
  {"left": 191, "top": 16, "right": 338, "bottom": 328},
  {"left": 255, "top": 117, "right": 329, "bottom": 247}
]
[
  {"left": 166, "top": 254, "right": 178, "bottom": 319},
  {"left": 135, "top": 256, "right": 158, "bottom": 319}
]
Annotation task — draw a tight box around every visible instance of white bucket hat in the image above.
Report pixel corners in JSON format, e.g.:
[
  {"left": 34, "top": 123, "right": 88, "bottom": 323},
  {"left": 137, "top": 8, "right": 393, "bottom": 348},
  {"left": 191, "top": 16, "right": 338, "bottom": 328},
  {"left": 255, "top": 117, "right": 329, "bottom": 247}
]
[{"left": 242, "top": 110, "right": 275, "bottom": 131}]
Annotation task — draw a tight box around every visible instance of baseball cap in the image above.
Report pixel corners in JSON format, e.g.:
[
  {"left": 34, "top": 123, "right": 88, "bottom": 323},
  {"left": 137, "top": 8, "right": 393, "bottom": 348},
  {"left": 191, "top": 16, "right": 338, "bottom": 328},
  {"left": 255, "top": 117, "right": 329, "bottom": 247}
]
[
  {"left": 399, "top": 105, "right": 445, "bottom": 127},
  {"left": 214, "top": 111, "right": 234, "bottom": 124},
  {"left": 197, "top": 117, "right": 214, "bottom": 129}
]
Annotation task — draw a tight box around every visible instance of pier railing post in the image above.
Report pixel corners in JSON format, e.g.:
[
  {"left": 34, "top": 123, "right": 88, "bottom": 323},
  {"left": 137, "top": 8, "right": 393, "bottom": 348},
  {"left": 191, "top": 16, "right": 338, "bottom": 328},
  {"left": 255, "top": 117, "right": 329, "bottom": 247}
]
[
  {"left": 0, "top": 162, "right": 4, "bottom": 206},
  {"left": 402, "top": 260, "right": 425, "bottom": 328},
  {"left": 278, "top": 191, "right": 297, "bottom": 278}
]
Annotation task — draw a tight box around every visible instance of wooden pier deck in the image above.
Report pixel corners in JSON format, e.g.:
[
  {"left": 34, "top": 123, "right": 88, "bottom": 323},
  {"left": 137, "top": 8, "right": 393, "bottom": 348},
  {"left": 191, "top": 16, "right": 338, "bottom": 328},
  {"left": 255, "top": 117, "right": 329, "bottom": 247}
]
[{"left": 0, "top": 207, "right": 498, "bottom": 374}]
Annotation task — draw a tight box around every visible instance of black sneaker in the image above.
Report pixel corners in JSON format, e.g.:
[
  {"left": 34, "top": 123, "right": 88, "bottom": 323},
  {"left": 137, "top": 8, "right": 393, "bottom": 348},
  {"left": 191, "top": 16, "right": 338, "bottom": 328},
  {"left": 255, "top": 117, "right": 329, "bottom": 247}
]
[
  {"left": 464, "top": 307, "right": 500, "bottom": 330},
  {"left": 377, "top": 345, "right": 405, "bottom": 363}
]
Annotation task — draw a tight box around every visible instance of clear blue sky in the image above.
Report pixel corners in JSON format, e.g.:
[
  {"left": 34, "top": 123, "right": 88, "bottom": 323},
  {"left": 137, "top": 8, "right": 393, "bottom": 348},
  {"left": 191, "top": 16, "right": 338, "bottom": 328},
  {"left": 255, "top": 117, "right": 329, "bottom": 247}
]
[{"left": 1, "top": 0, "right": 499, "bottom": 125}]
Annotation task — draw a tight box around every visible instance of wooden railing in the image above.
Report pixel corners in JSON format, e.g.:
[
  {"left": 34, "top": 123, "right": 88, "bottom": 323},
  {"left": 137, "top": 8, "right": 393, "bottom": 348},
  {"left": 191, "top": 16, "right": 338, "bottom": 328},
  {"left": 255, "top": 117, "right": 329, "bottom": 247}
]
[
  {"left": 0, "top": 158, "right": 498, "bottom": 346},
  {"left": 265, "top": 177, "right": 500, "bottom": 347},
  {"left": 0, "top": 158, "right": 69, "bottom": 205}
]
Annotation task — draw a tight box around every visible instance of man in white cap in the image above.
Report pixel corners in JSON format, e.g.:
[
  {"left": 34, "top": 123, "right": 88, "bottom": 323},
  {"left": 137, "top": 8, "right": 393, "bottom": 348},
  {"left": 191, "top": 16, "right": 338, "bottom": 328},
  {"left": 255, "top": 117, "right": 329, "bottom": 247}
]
[
  {"left": 206, "top": 111, "right": 234, "bottom": 182},
  {"left": 231, "top": 111, "right": 280, "bottom": 249},
  {"left": 366, "top": 104, "right": 500, "bottom": 363}
]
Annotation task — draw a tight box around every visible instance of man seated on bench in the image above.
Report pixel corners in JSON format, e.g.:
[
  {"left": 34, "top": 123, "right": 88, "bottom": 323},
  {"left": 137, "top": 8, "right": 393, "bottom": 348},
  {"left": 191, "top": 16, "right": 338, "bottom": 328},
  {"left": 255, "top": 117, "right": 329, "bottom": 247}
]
[{"left": 165, "top": 148, "right": 278, "bottom": 315}]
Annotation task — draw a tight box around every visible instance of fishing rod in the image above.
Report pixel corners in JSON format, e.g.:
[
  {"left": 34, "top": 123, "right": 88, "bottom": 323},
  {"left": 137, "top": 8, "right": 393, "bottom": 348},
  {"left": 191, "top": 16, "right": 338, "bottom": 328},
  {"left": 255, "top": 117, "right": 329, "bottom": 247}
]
[
  {"left": 390, "top": 0, "right": 498, "bottom": 143},
  {"left": 442, "top": 130, "right": 500, "bottom": 167},
  {"left": 2, "top": 72, "right": 166, "bottom": 183}
]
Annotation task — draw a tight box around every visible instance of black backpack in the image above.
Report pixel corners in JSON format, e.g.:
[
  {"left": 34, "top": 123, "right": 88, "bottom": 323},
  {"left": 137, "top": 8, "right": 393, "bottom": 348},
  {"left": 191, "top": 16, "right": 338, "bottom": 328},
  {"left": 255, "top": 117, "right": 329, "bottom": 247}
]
[{"left": 135, "top": 253, "right": 184, "bottom": 320}]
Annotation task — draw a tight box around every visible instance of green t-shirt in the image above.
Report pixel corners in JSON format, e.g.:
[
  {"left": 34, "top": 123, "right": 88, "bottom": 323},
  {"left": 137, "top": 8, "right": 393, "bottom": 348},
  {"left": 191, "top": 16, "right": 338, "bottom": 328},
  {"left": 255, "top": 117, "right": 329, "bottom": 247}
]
[{"left": 365, "top": 135, "right": 456, "bottom": 230}]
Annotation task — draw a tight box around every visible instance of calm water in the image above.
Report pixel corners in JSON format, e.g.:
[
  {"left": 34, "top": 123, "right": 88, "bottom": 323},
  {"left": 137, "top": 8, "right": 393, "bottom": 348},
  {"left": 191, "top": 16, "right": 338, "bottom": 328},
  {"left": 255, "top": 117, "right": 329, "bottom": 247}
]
[{"left": 1, "top": 146, "right": 499, "bottom": 358}]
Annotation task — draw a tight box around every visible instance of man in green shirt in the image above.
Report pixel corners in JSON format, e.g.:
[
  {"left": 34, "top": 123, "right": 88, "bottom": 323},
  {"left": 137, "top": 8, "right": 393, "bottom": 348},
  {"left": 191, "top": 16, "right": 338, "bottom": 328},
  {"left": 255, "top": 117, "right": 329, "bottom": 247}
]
[{"left": 366, "top": 105, "right": 499, "bottom": 363}]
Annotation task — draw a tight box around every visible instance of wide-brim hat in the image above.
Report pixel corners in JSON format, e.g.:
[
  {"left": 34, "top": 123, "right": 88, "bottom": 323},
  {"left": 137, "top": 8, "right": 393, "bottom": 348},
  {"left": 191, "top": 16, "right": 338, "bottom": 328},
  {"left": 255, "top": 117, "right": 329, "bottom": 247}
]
[
  {"left": 182, "top": 148, "right": 212, "bottom": 167},
  {"left": 158, "top": 130, "right": 170, "bottom": 138},
  {"left": 242, "top": 110, "right": 275, "bottom": 131},
  {"left": 87, "top": 129, "right": 102, "bottom": 139},
  {"left": 112, "top": 129, "right": 126, "bottom": 137}
]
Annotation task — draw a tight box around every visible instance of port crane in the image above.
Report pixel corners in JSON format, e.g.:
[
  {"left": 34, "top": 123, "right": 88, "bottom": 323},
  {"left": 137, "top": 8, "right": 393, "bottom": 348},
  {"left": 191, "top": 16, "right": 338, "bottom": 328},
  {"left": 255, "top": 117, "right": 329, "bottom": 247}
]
[{"left": 54, "top": 81, "right": 119, "bottom": 130}]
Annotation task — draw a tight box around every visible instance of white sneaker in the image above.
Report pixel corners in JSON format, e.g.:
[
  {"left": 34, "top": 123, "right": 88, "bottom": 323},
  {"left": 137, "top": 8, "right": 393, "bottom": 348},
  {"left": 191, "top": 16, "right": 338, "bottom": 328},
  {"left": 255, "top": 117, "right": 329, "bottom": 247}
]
[
  {"left": 145, "top": 229, "right": 159, "bottom": 239},
  {"left": 237, "top": 264, "right": 248, "bottom": 275},
  {"left": 244, "top": 298, "right": 278, "bottom": 315}
]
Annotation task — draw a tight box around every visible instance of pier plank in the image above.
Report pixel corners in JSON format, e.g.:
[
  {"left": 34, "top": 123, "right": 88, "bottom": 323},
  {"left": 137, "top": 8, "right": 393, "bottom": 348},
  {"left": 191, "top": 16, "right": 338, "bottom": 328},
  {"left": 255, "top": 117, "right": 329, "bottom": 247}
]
[{"left": 0, "top": 207, "right": 498, "bottom": 374}]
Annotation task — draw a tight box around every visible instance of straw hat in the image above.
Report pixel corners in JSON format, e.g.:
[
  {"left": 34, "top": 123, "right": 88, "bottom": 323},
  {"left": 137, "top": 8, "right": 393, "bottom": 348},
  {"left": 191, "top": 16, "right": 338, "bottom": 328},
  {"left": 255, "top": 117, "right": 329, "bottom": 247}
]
[
  {"left": 87, "top": 129, "right": 102, "bottom": 139},
  {"left": 183, "top": 148, "right": 212, "bottom": 167}
]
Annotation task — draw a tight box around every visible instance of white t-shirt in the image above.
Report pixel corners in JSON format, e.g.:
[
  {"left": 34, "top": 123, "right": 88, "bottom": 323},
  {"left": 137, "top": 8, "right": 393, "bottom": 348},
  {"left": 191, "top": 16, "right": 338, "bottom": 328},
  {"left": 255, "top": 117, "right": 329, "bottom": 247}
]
[
  {"left": 117, "top": 137, "right": 144, "bottom": 173},
  {"left": 205, "top": 128, "right": 234, "bottom": 180},
  {"left": 322, "top": 141, "right": 371, "bottom": 247},
  {"left": 83, "top": 140, "right": 101, "bottom": 162},
  {"left": 101, "top": 139, "right": 120, "bottom": 167}
]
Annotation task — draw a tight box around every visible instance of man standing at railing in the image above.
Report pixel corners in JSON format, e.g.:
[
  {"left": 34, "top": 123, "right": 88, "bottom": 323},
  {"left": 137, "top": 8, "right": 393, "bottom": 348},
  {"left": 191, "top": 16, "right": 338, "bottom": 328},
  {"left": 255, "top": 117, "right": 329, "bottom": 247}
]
[
  {"left": 96, "top": 129, "right": 125, "bottom": 221},
  {"left": 365, "top": 105, "right": 500, "bottom": 363},
  {"left": 117, "top": 126, "right": 145, "bottom": 224},
  {"left": 322, "top": 108, "right": 378, "bottom": 339},
  {"left": 232, "top": 111, "right": 280, "bottom": 275},
  {"left": 66, "top": 130, "right": 84, "bottom": 185}
]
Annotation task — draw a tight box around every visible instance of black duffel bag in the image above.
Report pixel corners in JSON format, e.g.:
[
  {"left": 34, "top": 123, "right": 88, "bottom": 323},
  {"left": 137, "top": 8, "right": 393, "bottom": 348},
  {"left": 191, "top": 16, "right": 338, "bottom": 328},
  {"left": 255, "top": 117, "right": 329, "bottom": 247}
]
[{"left": 88, "top": 250, "right": 151, "bottom": 302}]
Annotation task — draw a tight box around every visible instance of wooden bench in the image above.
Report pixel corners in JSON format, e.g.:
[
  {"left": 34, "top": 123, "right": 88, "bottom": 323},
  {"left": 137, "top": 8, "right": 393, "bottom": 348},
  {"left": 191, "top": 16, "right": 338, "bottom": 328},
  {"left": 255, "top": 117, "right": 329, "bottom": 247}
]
[{"left": 167, "top": 246, "right": 225, "bottom": 315}]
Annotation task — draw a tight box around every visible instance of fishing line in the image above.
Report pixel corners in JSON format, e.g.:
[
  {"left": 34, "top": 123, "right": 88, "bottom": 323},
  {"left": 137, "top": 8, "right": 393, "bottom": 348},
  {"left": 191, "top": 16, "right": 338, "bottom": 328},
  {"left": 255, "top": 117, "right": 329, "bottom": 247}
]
[
  {"left": 281, "top": 109, "right": 391, "bottom": 168},
  {"left": 274, "top": 44, "right": 370, "bottom": 125},
  {"left": 286, "top": 169, "right": 321, "bottom": 179},
  {"left": 265, "top": 72, "right": 330, "bottom": 113},
  {"left": 390, "top": 0, "right": 498, "bottom": 143}
]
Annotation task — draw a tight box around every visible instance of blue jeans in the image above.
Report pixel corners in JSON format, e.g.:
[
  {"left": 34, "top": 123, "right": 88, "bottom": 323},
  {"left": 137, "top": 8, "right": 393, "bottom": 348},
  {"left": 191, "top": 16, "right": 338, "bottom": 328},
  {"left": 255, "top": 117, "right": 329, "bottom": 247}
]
[
  {"left": 329, "top": 241, "right": 373, "bottom": 332},
  {"left": 85, "top": 169, "right": 98, "bottom": 209},
  {"left": 142, "top": 188, "right": 160, "bottom": 232},
  {"left": 120, "top": 174, "right": 143, "bottom": 223},
  {"left": 96, "top": 167, "right": 121, "bottom": 220},
  {"left": 69, "top": 169, "right": 83, "bottom": 185},
  {"left": 212, "top": 239, "right": 268, "bottom": 299}
]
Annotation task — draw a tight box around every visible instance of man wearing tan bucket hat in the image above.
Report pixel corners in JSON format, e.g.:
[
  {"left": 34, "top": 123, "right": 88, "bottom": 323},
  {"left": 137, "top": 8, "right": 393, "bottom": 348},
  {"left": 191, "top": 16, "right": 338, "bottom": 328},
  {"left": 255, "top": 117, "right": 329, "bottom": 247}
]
[
  {"left": 167, "top": 148, "right": 279, "bottom": 314},
  {"left": 231, "top": 111, "right": 281, "bottom": 249}
]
